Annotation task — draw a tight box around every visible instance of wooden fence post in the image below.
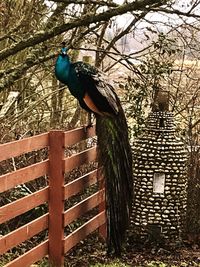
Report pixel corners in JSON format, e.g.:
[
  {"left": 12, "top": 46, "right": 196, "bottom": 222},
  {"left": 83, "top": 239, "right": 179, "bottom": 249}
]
[
  {"left": 98, "top": 173, "right": 107, "bottom": 240},
  {"left": 49, "top": 130, "right": 65, "bottom": 267}
]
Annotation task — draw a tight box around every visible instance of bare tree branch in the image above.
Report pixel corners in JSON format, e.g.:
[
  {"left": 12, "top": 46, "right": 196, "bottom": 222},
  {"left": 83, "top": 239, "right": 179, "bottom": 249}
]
[
  {"left": 96, "top": 10, "right": 149, "bottom": 66},
  {"left": 0, "top": 0, "right": 165, "bottom": 62},
  {"left": 0, "top": 15, "right": 26, "bottom": 42},
  {"left": 153, "top": 6, "right": 200, "bottom": 18},
  {"left": 51, "top": 0, "right": 118, "bottom": 7}
]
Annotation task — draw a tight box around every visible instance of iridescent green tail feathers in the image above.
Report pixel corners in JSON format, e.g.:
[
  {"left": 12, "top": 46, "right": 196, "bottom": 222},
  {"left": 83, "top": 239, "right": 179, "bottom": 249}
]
[{"left": 96, "top": 106, "right": 133, "bottom": 255}]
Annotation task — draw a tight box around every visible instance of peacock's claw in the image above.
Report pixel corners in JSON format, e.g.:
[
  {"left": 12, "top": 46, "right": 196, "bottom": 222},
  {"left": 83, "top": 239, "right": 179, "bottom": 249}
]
[{"left": 83, "top": 123, "right": 93, "bottom": 133}]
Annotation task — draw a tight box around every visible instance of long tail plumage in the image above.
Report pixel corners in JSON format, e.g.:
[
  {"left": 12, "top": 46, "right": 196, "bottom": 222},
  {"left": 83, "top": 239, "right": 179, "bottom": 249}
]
[{"left": 96, "top": 104, "right": 133, "bottom": 255}]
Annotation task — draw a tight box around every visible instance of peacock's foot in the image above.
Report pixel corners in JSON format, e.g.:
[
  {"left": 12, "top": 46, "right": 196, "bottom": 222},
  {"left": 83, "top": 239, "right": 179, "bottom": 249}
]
[{"left": 83, "top": 123, "right": 93, "bottom": 133}]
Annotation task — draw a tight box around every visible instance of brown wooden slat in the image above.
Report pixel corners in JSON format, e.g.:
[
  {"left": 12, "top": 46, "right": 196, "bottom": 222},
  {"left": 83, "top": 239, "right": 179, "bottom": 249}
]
[
  {"left": 98, "top": 200, "right": 107, "bottom": 239},
  {"left": 0, "top": 187, "right": 49, "bottom": 224},
  {"left": 48, "top": 130, "right": 65, "bottom": 267},
  {"left": 0, "top": 160, "right": 49, "bottom": 193},
  {"left": 0, "top": 132, "right": 49, "bottom": 162},
  {"left": 64, "top": 189, "right": 105, "bottom": 226},
  {"left": 4, "top": 240, "right": 48, "bottom": 267},
  {"left": 0, "top": 213, "right": 48, "bottom": 255},
  {"left": 64, "top": 169, "right": 98, "bottom": 199},
  {"left": 98, "top": 170, "right": 107, "bottom": 240},
  {"left": 64, "top": 211, "right": 106, "bottom": 253},
  {"left": 63, "top": 146, "right": 97, "bottom": 173},
  {"left": 64, "top": 126, "right": 96, "bottom": 147}
]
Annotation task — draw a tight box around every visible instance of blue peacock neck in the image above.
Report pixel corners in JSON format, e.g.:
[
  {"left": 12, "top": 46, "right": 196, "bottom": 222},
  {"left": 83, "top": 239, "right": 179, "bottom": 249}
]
[
  {"left": 55, "top": 54, "right": 71, "bottom": 85},
  {"left": 55, "top": 53, "right": 85, "bottom": 101}
]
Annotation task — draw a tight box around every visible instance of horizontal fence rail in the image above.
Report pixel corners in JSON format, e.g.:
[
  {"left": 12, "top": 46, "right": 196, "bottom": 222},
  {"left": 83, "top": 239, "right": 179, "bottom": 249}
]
[
  {"left": 0, "top": 132, "right": 49, "bottom": 162},
  {"left": 0, "top": 160, "right": 49, "bottom": 193},
  {"left": 0, "top": 126, "right": 106, "bottom": 267},
  {"left": 0, "top": 186, "right": 49, "bottom": 224},
  {"left": 64, "top": 211, "right": 106, "bottom": 253},
  {"left": 63, "top": 146, "right": 97, "bottom": 172},
  {"left": 0, "top": 214, "right": 49, "bottom": 255},
  {"left": 4, "top": 240, "right": 49, "bottom": 267},
  {"left": 64, "top": 189, "right": 105, "bottom": 227},
  {"left": 64, "top": 169, "right": 102, "bottom": 200}
]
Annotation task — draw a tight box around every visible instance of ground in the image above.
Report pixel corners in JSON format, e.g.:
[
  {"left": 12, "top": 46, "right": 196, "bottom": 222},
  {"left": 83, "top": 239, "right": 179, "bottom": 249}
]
[{"left": 57, "top": 233, "right": 200, "bottom": 267}]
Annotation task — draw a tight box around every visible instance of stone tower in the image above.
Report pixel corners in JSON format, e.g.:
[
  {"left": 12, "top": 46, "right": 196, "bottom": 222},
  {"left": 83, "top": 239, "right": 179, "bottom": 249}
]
[{"left": 130, "top": 92, "right": 188, "bottom": 244}]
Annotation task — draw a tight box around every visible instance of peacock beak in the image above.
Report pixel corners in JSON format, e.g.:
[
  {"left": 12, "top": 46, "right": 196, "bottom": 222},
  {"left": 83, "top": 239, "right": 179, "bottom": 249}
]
[{"left": 60, "top": 50, "right": 67, "bottom": 57}]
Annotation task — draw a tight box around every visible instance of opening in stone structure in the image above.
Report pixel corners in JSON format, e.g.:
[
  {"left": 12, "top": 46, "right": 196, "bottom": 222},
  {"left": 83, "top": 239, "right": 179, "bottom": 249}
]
[
  {"left": 148, "top": 224, "right": 163, "bottom": 244},
  {"left": 159, "top": 118, "right": 165, "bottom": 128},
  {"left": 153, "top": 173, "right": 165, "bottom": 193}
]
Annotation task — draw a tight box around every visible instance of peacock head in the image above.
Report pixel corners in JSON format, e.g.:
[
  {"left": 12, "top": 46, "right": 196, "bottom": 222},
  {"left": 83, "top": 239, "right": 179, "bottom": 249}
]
[{"left": 60, "top": 42, "right": 68, "bottom": 57}]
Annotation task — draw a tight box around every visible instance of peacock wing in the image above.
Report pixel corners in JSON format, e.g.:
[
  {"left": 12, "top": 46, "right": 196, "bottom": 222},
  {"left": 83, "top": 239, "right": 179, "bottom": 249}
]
[{"left": 72, "top": 62, "right": 119, "bottom": 114}]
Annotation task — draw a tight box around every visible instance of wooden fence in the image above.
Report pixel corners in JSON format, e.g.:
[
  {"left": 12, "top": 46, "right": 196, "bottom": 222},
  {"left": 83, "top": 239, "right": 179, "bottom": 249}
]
[{"left": 0, "top": 126, "right": 106, "bottom": 267}]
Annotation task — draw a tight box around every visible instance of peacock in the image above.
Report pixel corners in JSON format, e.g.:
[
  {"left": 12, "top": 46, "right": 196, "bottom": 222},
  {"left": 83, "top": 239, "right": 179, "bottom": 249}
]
[{"left": 55, "top": 44, "right": 133, "bottom": 255}]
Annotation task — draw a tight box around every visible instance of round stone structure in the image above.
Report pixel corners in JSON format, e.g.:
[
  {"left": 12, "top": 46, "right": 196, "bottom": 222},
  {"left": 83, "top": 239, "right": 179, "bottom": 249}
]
[{"left": 130, "top": 111, "right": 188, "bottom": 244}]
